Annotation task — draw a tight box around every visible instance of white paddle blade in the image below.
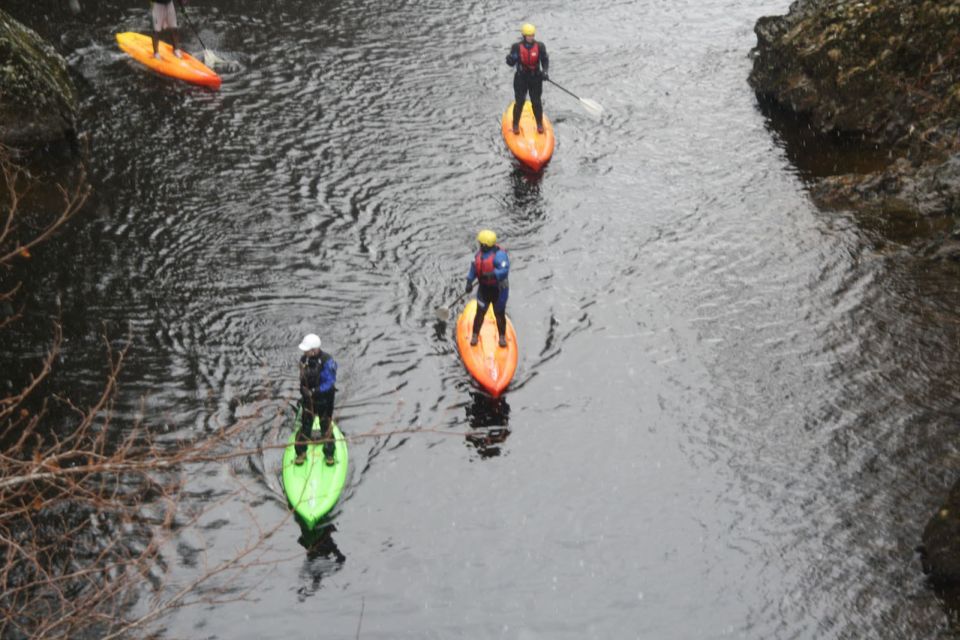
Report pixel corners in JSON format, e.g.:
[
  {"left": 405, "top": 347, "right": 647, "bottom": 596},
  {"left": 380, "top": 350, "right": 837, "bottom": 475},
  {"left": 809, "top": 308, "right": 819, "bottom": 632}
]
[
  {"left": 435, "top": 307, "right": 451, "bottom": 322},
  {"left": 203, "top": 49, "right": 226, "bottom": 68},
  {"left": 580, "top": 98, "right": 604, "bottom": 118}
]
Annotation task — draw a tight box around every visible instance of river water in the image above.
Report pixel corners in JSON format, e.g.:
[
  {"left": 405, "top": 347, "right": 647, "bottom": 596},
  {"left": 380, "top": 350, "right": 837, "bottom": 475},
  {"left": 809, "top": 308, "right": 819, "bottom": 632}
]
[{"left": 8, "top": 0, "right": 960, "bottom": 637}]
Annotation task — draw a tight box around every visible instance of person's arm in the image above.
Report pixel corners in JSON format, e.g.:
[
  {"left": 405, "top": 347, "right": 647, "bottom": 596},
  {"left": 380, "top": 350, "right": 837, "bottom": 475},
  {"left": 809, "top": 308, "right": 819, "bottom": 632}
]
[
  {"left": 466, "top": 260, "right": 477, "bottom": 288},
  {"left": 494, "top": 250, "right": 510, "bottom": 282},
  {"left": 505, "top": 43, "right": 519, "bottom": 67},
  {"left": 298, "top": 358, "right": 311, "bottom": 396},
  {"left": 318, "top": 358, "right": 337, "bottom": 393},
  {"left": 539, "top": 43, "right": 549, "bottom": 77}
]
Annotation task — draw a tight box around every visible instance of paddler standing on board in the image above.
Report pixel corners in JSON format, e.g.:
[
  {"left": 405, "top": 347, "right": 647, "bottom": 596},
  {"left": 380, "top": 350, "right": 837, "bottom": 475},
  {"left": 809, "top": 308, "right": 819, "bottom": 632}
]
[
  {"left": 150, "top": 0, "right": 183, "bottom": 59},
  {"left": 505, "top": 23, "right": 550, "bottom": 135},
  {"left": 465, "top": 230, "right": 511, "bottom": 348},
  {"left": 295, "top": 333, "right": 338, "bottom": 466}
]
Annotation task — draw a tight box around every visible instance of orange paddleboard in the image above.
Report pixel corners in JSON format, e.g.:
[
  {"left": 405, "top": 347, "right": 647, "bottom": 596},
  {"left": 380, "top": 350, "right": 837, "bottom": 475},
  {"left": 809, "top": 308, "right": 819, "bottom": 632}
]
[
  {"left": 456, "top": 299, "right": 518, "bottom": 397},
  {"left": 501, "top": 100, "right": 555, "bottom": 171},
  {"left": 116, "top": 32, "right": 221, "bottom": 89}
]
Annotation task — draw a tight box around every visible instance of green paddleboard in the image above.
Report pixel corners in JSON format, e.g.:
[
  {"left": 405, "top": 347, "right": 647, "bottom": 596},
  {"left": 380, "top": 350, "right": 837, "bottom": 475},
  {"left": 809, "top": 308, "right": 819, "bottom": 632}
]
[{"left": 282, "top": 408, "right": 349, "bottom": 529}]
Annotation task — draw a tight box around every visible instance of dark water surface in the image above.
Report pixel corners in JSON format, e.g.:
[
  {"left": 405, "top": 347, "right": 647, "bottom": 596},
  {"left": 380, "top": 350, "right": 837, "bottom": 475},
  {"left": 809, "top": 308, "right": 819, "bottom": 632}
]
[{"left": 9, "top": 0, "right": 960, "bottom": 637}]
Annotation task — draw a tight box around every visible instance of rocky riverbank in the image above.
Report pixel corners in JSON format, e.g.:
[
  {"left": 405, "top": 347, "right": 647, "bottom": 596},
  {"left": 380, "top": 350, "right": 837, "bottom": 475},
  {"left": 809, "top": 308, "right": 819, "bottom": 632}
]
[
  {"left": 750, "top": 0, "right": 960, "bottom": 593},
  {"left": 749, "top": 0, "right": 960, "bottom": 253},
  {"left": 0, "top": 7, "right": 78, "bottom": 148}
]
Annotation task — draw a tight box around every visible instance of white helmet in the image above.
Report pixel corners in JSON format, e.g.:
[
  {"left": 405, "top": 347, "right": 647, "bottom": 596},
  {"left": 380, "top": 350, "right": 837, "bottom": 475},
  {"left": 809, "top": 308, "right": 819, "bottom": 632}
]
[{"left": 298, "top": 333, "right": 321, "bottom": 351}]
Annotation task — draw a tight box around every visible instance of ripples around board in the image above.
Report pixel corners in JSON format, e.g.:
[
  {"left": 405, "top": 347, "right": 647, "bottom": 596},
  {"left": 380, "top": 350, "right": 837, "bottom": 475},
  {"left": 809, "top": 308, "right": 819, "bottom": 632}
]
[{"left": 5, "top": 0, "right": 960, "bottom": 636}]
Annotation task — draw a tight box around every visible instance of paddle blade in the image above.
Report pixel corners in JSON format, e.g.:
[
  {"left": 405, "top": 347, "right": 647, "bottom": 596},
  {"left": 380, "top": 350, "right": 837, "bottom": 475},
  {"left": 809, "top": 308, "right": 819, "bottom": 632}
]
[
  {"left": 202, "top": 48, "right": 227, "bottom": 68},
  {"left": 435, "top": 307, "right": 451, "bottom": 322},
  {"left": 580, "top": 97, "right": 604, "bottom": 118}
]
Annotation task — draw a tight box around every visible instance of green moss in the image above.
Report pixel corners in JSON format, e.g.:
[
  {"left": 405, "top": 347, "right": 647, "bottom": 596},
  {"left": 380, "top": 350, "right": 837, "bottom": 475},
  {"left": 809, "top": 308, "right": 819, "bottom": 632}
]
[
  {"left": 751, "top": 0, "right": 960, "bottom": 142},
  {"left": 0, "top": 8, "right": 78, "bottom": 144}
]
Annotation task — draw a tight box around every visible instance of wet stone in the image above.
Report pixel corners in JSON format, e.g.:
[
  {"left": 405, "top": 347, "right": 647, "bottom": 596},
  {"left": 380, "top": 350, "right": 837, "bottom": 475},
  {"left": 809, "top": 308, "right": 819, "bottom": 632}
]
[
  {"left": 750, "top": 0, "right": 960, "bottom": 250},
  {"left": 0, "top": 7, "right": 78, "bottom": 147}
]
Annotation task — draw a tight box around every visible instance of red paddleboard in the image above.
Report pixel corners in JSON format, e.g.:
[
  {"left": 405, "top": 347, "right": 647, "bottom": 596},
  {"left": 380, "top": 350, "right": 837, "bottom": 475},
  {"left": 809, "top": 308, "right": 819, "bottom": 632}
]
[
  {"left": 456, "top": 299, "right": 518, "bottom": 397},
  {"left": 501, "top": 100, "right": 555, "bottom": 171},
  {"left": 116, "top": 32, "right": 221, "bottom": 89}
]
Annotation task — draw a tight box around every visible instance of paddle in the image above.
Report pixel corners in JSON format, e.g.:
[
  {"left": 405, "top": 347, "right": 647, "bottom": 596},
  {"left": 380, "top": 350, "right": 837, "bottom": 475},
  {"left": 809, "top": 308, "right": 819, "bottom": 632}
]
[
  {"left": 435, "top": 290, "right": 469, "bottom": 322},
  {"left": 176, "top": 0, "right": 226, "bottom": 68},
  {"left": 546, "top": 79, "right": 604, "bottom": 117}
]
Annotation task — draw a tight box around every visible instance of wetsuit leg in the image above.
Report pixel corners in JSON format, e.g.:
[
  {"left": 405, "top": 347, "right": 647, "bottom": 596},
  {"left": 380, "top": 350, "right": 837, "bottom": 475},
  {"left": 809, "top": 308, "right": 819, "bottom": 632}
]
[
  {"left": 296, "top": 397, "right": 314, "bottom": 457},
  {"left": 494, "top": 286, "right": 509, "bottom": 338},
  {"left": 316, "top": 390, "right": 336, "bottom": 457},
  {"left": 472, "top": 308, "right": 485, "bottom": 337},
  {"left": 473, "top": 285, "right": 496, "bottom": 336},
  {"left": 513, "top": 73, "right": 530, "bottom": 128},
  {"left": 529, "top": 75, "right": 544, "bottom": 127}
]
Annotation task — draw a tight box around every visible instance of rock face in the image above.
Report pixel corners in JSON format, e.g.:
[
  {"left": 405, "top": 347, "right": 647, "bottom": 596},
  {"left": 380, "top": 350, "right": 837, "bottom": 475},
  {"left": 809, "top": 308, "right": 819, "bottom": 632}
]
[
  {"left": 750, "top": 0, "right": 960, "bottom": 588},
  {"left": 0, "top": 8, "right": 78, "bottom": 147},
  {"left": 749, "top": 0, "right": 960, "bottom": 227}
]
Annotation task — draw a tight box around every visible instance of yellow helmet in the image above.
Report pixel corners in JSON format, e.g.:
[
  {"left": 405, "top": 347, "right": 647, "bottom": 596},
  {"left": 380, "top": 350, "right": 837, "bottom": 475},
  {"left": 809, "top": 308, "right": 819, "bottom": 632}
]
[
  {"left": 521, "top": 23, "right": 536, "bottom": 37},
  {"left": 477, "top": 229, "right": 497, "bottom": 247}
]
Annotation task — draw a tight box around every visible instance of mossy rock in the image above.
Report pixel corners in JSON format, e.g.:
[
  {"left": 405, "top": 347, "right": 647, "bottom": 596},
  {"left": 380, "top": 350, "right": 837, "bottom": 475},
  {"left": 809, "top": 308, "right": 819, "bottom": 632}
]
[
  {"left": 750, "top": 0, "right": 960, "bottom": 228},
  {"left": 0, "top": 7, "right": 77, "bottom": 147},
  {"left": 750, "top": 0, "right": 960, "bottom": 146}
]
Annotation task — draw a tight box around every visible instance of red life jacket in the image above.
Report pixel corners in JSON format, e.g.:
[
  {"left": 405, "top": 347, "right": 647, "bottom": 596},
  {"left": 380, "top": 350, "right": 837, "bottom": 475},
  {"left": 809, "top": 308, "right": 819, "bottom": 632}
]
[
  {"left": 474, "top": 246, "right": 503, "bottom": 286},
  {"left": 518, "top": 42, "right": 540, "bottom": 72}
]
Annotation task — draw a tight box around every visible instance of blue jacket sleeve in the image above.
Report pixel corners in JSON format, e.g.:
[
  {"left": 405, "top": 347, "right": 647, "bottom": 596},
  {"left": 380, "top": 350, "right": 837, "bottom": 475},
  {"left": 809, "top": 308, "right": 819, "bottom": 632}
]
[
  {"left": 318, "top": 358, "right": 337, "bottom": 393},
  {"left": 466, "top": 261, "right": 477, "bottom": 284},
  {"left": 505, "top": 43, "right": 519, "bottom": 67},
  {"left": 494, "top": 250, "right": 510, "bottom": 282}
]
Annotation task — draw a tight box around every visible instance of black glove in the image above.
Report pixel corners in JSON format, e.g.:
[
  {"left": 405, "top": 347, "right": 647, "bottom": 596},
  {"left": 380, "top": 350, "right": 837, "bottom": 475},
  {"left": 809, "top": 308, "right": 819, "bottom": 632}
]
[
  {"left": 541, "top": 71, "right": 549, "bottom": 82},
  {"left": 505, "top": 54, "right": 517, "bottom": 66},
  {"left": 465, "top": 281, "right": 474, "bottom": 294}
]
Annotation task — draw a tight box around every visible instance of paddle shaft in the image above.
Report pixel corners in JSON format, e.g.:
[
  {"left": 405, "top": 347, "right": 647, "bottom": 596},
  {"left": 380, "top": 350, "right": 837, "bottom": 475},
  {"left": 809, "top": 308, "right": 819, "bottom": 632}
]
[
  {"left": 546, "top": 78, "right": 582, "bottom": 101},
  {"left": 176, "top": 0, "right": 210, "bottom": 52},
  {"left": 447, "top": 289, "right": 468, "bottom": 309}
]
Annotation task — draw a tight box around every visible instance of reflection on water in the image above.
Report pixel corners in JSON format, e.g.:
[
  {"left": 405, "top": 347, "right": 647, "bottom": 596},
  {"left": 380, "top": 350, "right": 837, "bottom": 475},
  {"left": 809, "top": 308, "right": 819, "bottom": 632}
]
[
  {"left": 6, "top": 0, "right": 960, "bottom": 636},
  {"left": 296, "top": 525, "right": 346, "bottom": 602},
  {"left": 757, "top": 98, "right": 894, "bottom": 179},
  {"left": 464, "top": 391, "right": 511, "bottom": 458}
]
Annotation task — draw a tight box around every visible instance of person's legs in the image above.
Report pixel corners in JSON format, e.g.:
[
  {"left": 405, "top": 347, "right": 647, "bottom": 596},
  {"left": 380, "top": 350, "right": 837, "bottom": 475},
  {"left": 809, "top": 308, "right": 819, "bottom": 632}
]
[
  {"left": 471, "top": 287, "right": 495, "bottom": 343},
  {"left": 471, "top": 302, "right": 488, "bottom": 343},
  {"left": 317, "top": 391, "right": 336, "bottom": 461},
  {"left": 494, "top": 286, "right": 509, "bottom": 347},
  {"left": 171, "top": 28, "right": 182, "bottom": 57},
  {"left": 512, "top": 73, "right": 529, "bottom": 132},
  {"left": 295, "top": 399, "right": 315, "bottom": 461},
  {"left": 529, "top": 76, "right": 544, "bottom": 131},
  {"left": 151, "top": 3, "right": 162, "bottom": 56},
  {"left": 151, "top": 3, "right": 180, "bottom": 57},
  {"left": 168, "top": 4, "right": 182, "bottom": 57}
]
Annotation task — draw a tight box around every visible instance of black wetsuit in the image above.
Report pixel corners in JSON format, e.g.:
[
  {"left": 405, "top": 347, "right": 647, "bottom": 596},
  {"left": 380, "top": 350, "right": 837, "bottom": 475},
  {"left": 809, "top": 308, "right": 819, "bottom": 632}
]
[
  {"left": 297, "top": 351, "right": 337, "bottom": 458},
  {"left": 506, "top": 40, "right": 550, "bottom": 129}
]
